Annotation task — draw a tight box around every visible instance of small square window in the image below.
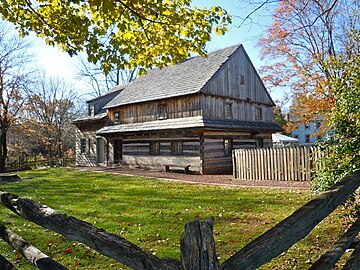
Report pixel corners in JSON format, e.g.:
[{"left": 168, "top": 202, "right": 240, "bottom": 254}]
[
  {"left": 225, "top": 103, "right": 232, "bottom": 119},
  {"left": 150, "top": 142, "right": 160, "bottom": 155},
  {"left": 171, "top": 141, "right": 183, "bottom": 155},
  {"left": 224, "top": 139, "right": 233, "bottom": 156},
  {"left": 305, "top": 123, "right": 310, "bottom": 129},
  {"left": 240, "top": 74, "right": 245, "bottom": 85},
  {"left": 80, "top": 138, "right": 86, "bottom": 154},
  {"left": 114, "top": 112, "right": 120, "bottom": 124},
  {"left": 305, "top": 134, "right": 310, "bottom": 143},
  {"left": 158, "top": 104, "right": 167, "bottom": 119},
  {"left": 256, "top": 107, "right": 262, "bottom": 121}
]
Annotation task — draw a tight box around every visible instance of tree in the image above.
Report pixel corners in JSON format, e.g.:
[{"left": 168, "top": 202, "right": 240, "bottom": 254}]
[
  {"left": 273, "top": 106, "right": 288, "bottom": 131},
  {"left": 24, "top": 75, "right": 78, "bottom": 160},
  {"left": 0, "top": 22, "right": 34, "bottom": 172},
  {"left": 259, "top": 0, "right": 359, "bottom": 125},
  {"left": 312, "top": 53, "right": 360, "bottom": 192},
  {"left": 76, "top": 56, "right": 138, "bottom": 97},
  {"left": 0, "top": 1, "right": 231, "bottom": 74}
]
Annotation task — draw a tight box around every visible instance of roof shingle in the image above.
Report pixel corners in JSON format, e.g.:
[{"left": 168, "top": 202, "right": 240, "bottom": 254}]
[{"left": 104, "top": 44, "right": 241, "bottom": 108}]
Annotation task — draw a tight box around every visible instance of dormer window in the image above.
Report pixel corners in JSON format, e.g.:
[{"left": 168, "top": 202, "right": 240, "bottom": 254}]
[
  {"left": 225, "top": 103, "right": 232, "bottom": 119},
  {"left": 88, "top": 104, "right": 94, "bottom": 116},
  {"left": 158, "top": 104, "right": 167, "bottom": 119},
  {"left": 114, "top": 112, "right": 120, "bottom": 124}
]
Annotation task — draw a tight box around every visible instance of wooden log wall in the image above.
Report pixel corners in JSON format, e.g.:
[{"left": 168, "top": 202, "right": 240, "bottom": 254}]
[
  {"left": 108, "top": 95, "right": 201, "bottom": 124},
  {"left": 202, "top": 133, "right": 272, "bottom": 174},
  {"left": 74, "top": 122, "right": 106, "bottom": 167},
  {"left": 116, "top": 134, "right": 202, "bottom": 172},
  {"left": 201, "top": 95, "right": 274, "bottom": 122},
  {"left": 233, "top": 146, "right": 324, "bottom": 181}
]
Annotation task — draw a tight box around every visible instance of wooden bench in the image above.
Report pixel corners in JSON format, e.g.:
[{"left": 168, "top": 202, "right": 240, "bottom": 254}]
[{"left": 164, "top": 164, "right": 190, "bottom": 174}]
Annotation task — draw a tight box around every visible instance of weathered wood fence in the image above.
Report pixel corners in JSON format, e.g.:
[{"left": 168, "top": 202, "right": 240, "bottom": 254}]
[
  {"left": 0, "top": 171, "right": 359, "bottom": 269},
  {"left": 4, "top": 157, "right": 75, "bottom": 172},
  {"left": 233, "top": 146, "right": 324, "bottom": 181}
]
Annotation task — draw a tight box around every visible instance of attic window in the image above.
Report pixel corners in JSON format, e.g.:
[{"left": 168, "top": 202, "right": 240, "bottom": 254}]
[
  {"left": 256, "top": 107, "right": 262, "bottom": 121},
  {"left": 225, "top": 103, "right": 232, "bottom": 119},
  {"left": 240, "top": 75, "right": 245, "bottom": 85},
  {"left": 158, "top": 104, "right": 167, "bottom": 119},
  {"left": 88, "top": 104, "right": 94, "bottom": 116},
  {"left": 114, "top": 112, "right": 120, "bottom": 124}
]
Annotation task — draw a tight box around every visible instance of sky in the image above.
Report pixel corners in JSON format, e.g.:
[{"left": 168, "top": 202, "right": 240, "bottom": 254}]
[{"left": 32, "top": 1, "right": 279, "bottom": 100}]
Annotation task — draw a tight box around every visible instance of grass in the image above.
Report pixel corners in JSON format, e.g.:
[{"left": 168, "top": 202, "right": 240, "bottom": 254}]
[{"left": 0, "top": 168, "right": 350, "bottom": 269}]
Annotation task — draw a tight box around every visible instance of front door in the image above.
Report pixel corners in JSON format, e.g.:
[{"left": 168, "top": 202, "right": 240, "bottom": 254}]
[
  {"left": 113, "top": 139, "right": 122, "bottom": 165},
  {"left": 96, "top": 138, "right": 104, "bottom": 164}
]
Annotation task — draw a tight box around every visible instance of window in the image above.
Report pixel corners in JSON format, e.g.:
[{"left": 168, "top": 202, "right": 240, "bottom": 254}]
[
  {"left": 256, "top": 107, "right": 262, "bottom": 121},
  {"left": 150, "top": 142, "right": 160, "bottom": 155},
  {"left": 158, "top": 104, "right": 167, "bottom": 119},
  {"left": 316, "top": 121, "right": 321, "bottom": 129},
  {"left": 256, "top": 138, "right": 264, "bottom": 148},
  {"left": 171, "top": 141, "right": 183, "bottom": 155},
  {"left": 88, "top": 104, "right": 94, "bottom": 116},
  {"left": 114, "top": 112, "right": 120, "bottom": 124},
  {"left": 305, "top": 134, "right": 310, "bottom": 143},
  {"left": 225, "top": 103, "right": 232, "bottom": 119},
  {"left": 240, "top": 74, "right": 245, "bottom": 85},
  {"left": 224, "top": 139, "right": 233, "bottom": 156},
  {"left": 80, "top": 138, "right": 86, "bottom": 154},
  {"left": 305, "top": 123, "right": 310, "bottom": 129}
]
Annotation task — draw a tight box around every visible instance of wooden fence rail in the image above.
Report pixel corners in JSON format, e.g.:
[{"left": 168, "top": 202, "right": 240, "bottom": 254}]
[
  {"left": 233, "top": 146, "right": 324, "bottom": 181},
  {"left": 0, "top": 171, "right": 359, "bottom": 269},
  {"left": 4, "top": 158, "right": 75, "bottom": 172}
]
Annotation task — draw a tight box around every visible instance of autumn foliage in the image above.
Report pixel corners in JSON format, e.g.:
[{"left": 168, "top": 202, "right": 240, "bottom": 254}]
[{"left": 259, "top": 0, "right": 358, "bottom": 130}]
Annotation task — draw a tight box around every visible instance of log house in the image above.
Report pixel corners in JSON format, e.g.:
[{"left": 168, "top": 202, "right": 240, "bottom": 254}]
[{"left": 73, "top": 44, "right": 282, "bottom": 174}]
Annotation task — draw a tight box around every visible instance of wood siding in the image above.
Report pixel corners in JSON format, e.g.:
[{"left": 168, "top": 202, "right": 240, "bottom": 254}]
[
  {"left": 201, "top": 47, "right": 273, "bottom": 106},
  {"left": 108, "top": 133, "right": 202, "bottom": 173},
  {"left": 108, "top": 95, "right": 201, "bottom": 124},
  {"left": 75, "top": 122, "right": 107, "bottom": 167},
  {"left": 202, "top": 132, "right": 273, "bottom": 174},
  {"left": 201, "top": 94, "right": 274, "bottom": 122}
]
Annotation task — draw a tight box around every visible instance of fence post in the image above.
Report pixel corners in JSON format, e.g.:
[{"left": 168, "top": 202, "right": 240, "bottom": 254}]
[{"left": 180, "top": 218, "right": 219, "bottom": 270}]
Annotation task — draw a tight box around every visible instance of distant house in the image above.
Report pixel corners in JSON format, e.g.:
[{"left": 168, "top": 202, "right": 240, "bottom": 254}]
[
  {"left": 289, "top": 117, "right": 335, "bottom": 145},
  {"left": 73, "top": 44, "right": 282, "bottom": 174}
]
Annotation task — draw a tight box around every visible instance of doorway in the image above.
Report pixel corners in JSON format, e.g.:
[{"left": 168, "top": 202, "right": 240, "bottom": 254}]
[{"left": 113, "top": 139, "right": 122, "bottom": 165}]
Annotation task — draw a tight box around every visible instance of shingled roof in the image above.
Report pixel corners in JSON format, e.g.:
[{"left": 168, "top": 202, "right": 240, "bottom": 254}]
[{"left": 104, "top": 44, "right": 241, "bottom": 109}]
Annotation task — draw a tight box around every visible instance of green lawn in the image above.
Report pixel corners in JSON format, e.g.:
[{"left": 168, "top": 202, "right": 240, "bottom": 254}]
[{"left": 0, "top": 168, "right": 349, "bottom": 269}]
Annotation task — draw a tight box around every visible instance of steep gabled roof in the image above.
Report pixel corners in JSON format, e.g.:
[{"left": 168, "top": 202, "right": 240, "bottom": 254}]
[{"left": 104, "top": 44, "right": 241, "bottom": 109}]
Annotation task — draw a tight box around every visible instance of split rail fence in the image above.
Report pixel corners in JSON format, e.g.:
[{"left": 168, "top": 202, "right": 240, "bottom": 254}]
[
  {"left": 233, "top": 146, "right": 324, "bottom": 181},
  {"left": 0, "top": 171, "right": 359, "bottom": 269}
]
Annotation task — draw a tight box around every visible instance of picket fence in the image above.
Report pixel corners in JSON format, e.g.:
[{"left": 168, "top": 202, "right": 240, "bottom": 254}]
[{"left": 233, "top": 146, "right": 324, "bottom": 181}]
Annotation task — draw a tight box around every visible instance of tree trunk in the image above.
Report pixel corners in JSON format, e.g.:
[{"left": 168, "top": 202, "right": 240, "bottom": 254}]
[{"left": 0, "top": 126, "right": 8, "bottom": 173}]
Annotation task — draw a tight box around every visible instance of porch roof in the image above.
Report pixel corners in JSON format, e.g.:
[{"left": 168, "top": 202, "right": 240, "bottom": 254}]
[
  {"left": 96, "top": 116, "right": 282, "bottom": 135},
  {"left": 72, "top": 112, "right": 107, "bottom": 124}
]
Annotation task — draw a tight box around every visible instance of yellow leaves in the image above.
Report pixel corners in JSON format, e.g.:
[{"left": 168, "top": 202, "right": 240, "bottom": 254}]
[{"left": 0, "top": 0, "right": 231, "bottom": 73}]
